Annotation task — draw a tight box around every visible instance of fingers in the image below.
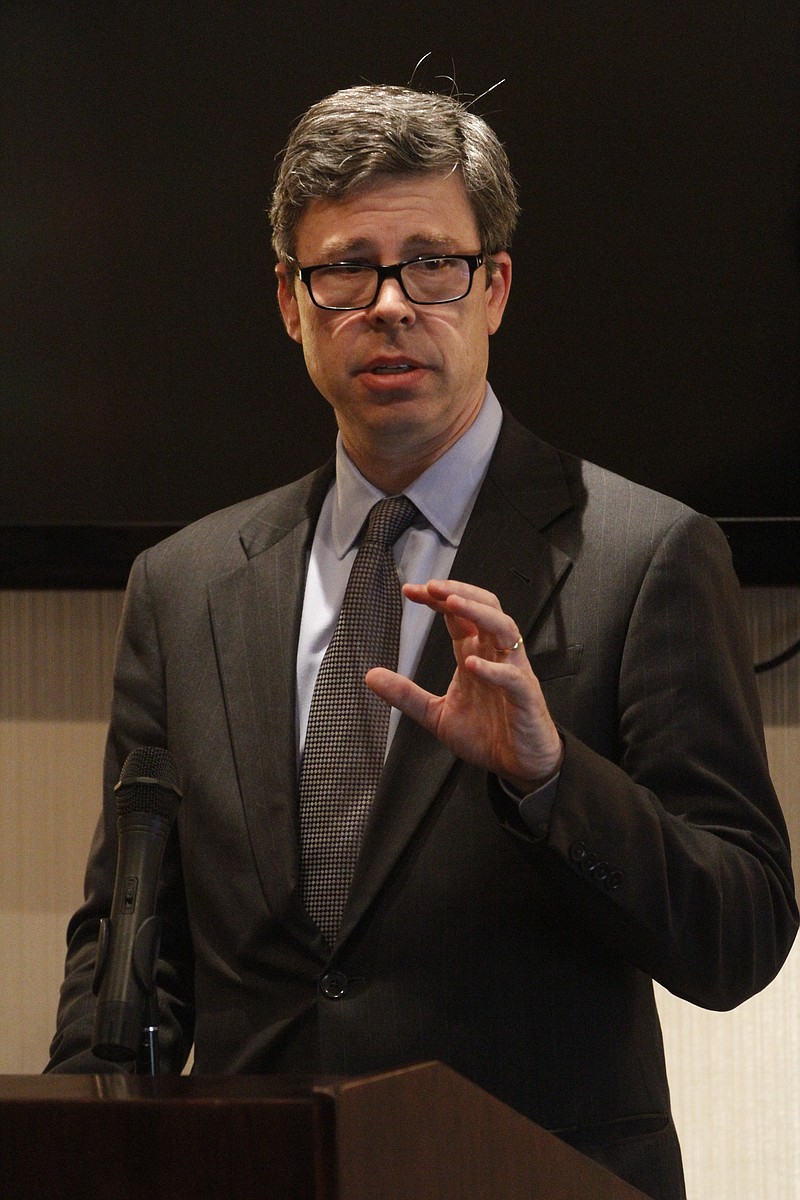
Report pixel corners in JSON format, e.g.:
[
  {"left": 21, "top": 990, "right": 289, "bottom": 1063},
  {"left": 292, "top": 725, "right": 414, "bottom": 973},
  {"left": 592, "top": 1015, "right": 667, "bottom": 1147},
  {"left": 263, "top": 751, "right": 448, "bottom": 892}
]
[
  {"left": 404, "top": 578, "right": 501, "bottom": 609},
  {"left": 404, "top": 579, "right": 523, "bottom": 659}
]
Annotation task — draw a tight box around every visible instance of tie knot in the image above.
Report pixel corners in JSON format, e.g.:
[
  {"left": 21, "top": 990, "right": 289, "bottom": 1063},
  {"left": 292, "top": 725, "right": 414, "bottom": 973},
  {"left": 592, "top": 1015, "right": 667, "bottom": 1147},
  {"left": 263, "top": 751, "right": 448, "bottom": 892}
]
[{"left": 363, "top": 495, "right": 418, "bottom": 549}]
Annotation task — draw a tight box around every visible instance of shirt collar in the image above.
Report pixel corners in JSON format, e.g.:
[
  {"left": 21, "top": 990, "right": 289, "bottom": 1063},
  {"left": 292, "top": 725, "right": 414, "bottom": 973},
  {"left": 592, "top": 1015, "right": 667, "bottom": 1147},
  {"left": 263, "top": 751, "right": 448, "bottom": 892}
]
[{"left": 331, "top": 385, "right": 503, "bottom": 557}]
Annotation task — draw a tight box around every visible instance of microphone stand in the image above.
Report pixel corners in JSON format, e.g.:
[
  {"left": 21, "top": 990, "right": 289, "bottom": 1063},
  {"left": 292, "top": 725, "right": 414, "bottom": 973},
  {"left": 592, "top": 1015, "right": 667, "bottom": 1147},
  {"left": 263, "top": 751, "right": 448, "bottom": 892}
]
[
  {"left": 138, "top": 991, "right": 160, "bottom": 1077},
  {"left": 134, "top": 913, "right": 163, "bottom": 1076}
]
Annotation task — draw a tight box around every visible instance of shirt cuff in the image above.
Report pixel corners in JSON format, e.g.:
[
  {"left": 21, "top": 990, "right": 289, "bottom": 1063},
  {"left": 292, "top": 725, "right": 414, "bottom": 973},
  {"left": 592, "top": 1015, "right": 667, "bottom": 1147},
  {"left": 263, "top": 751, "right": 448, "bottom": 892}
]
[{"left": 498, "top": 773, "right": 560, "bottom": 841}]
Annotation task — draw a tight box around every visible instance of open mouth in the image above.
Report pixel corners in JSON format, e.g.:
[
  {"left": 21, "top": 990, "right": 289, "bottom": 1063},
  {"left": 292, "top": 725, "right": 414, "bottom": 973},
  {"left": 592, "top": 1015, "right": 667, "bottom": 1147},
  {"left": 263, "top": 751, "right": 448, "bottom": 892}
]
[{"left": 370, "top": 363, "right": 418, "bottom": 374}]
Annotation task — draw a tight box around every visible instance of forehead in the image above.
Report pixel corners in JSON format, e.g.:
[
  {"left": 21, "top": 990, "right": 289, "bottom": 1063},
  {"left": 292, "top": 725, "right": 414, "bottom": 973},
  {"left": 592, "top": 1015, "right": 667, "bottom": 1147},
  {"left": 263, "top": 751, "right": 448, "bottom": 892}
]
[{"left": 294, "top": 172, "right": 481, "bottom": 260}]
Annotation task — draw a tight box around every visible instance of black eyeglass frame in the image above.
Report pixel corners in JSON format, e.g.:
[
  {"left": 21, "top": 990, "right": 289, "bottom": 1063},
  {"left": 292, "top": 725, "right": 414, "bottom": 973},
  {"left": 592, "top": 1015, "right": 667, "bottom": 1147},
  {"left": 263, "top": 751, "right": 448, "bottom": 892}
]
[{"left": 294, "top": 253, "right": 487, "bottom": 311}]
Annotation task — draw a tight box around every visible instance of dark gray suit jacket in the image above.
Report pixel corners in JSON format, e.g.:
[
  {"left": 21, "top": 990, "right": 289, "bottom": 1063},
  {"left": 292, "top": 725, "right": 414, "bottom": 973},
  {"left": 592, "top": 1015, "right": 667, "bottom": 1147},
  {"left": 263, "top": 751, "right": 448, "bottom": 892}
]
[{"left": 48, "top": 412, "right": 798, "bottom": 1200}]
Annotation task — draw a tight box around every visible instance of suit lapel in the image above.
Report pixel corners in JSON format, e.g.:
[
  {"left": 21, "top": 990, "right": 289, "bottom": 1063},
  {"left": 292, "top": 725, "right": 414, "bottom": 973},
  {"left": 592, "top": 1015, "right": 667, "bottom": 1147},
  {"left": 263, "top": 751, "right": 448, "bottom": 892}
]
[
  {"left": 339, "top": 415, "right": 575, "bottom": 943},
  {"left": 208, "top": 465, "right": 333, "bottom": 944}
]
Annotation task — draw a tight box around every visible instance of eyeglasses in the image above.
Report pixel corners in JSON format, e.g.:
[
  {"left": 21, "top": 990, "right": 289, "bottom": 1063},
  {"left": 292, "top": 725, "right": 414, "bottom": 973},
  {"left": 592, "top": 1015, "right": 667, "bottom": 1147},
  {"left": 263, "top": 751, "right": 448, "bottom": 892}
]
[{"left": 295, "top": 253, "right": 486, "bottom": 311}]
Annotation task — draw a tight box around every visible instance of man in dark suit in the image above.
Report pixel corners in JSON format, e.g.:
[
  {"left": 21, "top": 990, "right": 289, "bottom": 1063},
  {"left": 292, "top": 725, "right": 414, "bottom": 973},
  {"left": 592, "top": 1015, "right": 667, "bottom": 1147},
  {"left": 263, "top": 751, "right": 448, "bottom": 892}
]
[{"left": 47, "top": 86, "right": 797, "bottom": 1200}]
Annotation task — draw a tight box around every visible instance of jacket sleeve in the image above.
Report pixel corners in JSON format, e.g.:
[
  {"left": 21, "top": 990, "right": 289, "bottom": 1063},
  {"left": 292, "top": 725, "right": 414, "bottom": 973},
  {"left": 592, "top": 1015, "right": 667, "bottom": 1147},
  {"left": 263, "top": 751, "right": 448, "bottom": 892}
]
[
  {"left": 498, "top": 510, "right": 798, "bottom": 1009},
  {"left": 45, "top": 550, "right": 196, "bottom": 1073}
]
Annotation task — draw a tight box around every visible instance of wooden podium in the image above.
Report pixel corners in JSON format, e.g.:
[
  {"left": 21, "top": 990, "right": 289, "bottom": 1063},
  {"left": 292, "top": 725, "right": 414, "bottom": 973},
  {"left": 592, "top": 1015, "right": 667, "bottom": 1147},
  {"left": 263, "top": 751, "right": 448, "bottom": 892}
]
[{"left": 0, "top": 1062, "right": 648, "bottom": 1199}]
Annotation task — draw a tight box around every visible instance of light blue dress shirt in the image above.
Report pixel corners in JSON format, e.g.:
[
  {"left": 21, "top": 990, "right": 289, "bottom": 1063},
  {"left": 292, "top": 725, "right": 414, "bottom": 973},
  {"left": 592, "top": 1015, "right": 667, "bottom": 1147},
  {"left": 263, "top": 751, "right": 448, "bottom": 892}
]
[{"left": 296, "top": 386, "right": 503, "bottom": 759}]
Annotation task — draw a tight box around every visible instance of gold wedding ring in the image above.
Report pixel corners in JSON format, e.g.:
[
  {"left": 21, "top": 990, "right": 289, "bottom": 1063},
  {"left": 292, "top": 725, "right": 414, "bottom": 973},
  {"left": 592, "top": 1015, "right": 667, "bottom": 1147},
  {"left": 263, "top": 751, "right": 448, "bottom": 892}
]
[{"left": 498, "top": 632, "right": 523, "bottom": 655}]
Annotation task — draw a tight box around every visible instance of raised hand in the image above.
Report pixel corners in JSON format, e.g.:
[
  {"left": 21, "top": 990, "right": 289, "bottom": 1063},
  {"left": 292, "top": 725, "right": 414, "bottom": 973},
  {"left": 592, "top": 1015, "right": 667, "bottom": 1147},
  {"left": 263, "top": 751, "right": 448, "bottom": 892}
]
[{"left": 366, "top": 579, "right": 563, "bottom": 794}]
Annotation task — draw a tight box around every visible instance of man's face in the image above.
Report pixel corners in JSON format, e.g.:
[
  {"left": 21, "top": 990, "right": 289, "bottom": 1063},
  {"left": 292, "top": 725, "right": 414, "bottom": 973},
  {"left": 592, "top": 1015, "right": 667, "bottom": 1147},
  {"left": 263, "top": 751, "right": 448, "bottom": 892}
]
[{"left": 276, "top": 172, "right": 511, "bottom": 485}]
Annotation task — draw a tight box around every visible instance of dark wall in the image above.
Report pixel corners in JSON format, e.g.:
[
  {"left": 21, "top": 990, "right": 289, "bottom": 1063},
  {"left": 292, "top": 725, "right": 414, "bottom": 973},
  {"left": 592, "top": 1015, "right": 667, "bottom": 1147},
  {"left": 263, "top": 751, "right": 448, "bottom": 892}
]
[{"left": 2, "top": 3, "right": 798, "bottom": 579}]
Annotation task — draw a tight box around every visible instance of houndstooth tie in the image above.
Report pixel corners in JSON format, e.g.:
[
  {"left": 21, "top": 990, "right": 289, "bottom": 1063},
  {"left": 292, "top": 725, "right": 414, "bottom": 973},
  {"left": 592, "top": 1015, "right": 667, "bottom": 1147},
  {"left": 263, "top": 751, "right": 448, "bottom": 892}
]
[{"left": 299, "top": 494, "right": 418, "bottom": 943}]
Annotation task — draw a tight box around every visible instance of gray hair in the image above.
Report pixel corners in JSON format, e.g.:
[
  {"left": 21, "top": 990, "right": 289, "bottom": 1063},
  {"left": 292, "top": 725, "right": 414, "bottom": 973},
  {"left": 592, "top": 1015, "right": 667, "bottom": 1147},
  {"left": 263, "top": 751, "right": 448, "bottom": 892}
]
[{"left": 269, "top": 85, "right": 519, "bottom": 264}]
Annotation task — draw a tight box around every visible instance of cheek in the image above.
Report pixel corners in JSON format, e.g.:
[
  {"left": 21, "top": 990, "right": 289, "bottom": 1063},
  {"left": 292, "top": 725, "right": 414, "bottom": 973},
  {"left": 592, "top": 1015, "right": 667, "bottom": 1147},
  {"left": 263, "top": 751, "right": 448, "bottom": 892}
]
[
  {"left": 299, "top": 336, "right": 327, "bottom": 384},
  {"left": 445, "top": 310, "right": 490, "bottom": 365},
  {"left": 297, "top": 324, "right": 348, "bottom": 394},
  {"left": 302, "top": 313, "right": 361, "bottom": 368},
  {"left": 425, "top": 311, "right": 474, "bottom": 358}
]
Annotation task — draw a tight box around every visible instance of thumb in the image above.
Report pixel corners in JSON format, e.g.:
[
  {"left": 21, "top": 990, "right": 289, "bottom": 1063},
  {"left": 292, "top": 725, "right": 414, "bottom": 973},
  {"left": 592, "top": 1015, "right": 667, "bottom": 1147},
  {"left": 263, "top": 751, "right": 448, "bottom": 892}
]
[{"left": 365, "top": 667, "right": 438, "bottom": 731}]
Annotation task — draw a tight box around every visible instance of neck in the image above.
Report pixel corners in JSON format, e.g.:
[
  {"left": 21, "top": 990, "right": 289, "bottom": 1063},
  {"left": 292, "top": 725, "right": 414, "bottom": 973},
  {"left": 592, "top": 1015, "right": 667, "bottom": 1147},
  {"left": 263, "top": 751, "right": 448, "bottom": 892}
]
[
  {"left": 347, "top": 452, "right": 431, "bottom": 495},
  {"left": 340, "top": 398, "right": 484, "bottom": 495}
]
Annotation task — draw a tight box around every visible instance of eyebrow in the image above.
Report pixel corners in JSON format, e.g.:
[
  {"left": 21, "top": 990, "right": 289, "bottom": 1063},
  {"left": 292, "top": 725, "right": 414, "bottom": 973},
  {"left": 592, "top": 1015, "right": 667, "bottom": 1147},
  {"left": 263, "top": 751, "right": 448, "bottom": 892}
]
[{"left": 313, "top": 235, "right": 461, "bottom": 262}]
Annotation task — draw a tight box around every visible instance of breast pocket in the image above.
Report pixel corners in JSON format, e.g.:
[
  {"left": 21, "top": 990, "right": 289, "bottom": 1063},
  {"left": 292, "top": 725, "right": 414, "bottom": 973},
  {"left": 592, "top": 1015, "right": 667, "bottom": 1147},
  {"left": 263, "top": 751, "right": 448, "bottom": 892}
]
[
  {"left": 530, "top": 644, "right": 583, "bottom": 681},
  {"left": 529, "top": 644, "right": 583, "bottom": 728}
]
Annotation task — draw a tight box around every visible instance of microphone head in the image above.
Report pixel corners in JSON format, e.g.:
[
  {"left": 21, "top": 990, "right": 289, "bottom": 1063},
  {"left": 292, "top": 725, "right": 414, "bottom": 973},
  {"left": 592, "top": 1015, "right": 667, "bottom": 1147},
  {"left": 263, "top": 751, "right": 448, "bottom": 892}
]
[{"left": 114, "top": 746, "right": 182, "bottom": 821}]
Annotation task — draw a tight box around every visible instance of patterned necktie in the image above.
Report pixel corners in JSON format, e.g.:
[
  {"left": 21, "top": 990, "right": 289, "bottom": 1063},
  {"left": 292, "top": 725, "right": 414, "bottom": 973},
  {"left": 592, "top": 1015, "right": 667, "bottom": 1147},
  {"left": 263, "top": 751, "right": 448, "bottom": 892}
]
[{"left": 299, "top": 494, "right": 418, "bottom": 943}]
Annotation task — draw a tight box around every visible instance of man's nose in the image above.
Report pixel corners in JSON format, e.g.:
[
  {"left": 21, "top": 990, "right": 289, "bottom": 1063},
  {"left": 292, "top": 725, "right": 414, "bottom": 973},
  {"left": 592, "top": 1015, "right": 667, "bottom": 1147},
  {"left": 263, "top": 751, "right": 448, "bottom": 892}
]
[{"left": 366, "top": 276, "right": 416, "bottom": 325}]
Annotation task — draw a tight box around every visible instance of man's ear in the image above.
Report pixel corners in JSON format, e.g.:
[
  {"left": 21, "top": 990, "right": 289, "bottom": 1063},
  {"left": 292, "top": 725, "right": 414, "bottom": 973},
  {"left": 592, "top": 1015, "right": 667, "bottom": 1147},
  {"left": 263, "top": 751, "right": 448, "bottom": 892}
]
[
  {"left": 276, "top": 264, "right": 303, "bottom": 344},
  {"left": 485, "top": 252, "right": 512, "bottom": 336}
]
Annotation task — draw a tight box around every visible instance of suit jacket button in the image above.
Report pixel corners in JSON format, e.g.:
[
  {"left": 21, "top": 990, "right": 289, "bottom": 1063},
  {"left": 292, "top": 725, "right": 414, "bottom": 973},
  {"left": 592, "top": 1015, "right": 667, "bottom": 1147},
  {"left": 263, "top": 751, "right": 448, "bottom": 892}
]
[
  {"left": 319, "top": 971, "right": 349, "bottom": 1000},
  {"left": 594, "top": 861, "right": 610, "bottom": 882},
  {"left": 570, "top": 841, "right": 587, "bottom": 863},
  {"left": 605, "top": 870, "right": 623, "bottom": 892}
]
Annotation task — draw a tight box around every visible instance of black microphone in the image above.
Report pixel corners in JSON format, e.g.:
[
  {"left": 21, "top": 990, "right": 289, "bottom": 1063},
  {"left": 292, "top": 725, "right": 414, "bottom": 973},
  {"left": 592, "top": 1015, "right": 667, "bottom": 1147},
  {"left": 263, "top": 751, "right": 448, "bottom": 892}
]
[{"left": 91, "top": 746, "right": 182, "bottom": 1066}]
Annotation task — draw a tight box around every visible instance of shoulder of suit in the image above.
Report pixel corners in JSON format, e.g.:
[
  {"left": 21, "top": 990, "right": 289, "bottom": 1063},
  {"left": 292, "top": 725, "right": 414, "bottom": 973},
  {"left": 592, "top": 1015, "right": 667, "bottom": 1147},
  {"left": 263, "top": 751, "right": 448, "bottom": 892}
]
[
  {"left": 134, "top": 460, "right": 334, "bottom": 578},
  {"left": 494, "top": 407, "right": 716, "bottom": 548}
]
